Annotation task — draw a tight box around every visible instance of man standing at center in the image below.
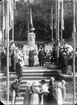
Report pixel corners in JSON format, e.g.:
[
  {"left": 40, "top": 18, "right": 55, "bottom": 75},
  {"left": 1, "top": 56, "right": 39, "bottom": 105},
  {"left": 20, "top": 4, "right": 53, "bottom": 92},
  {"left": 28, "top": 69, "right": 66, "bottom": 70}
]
[{"left": 38, "top": 47, "right": 46, "bottom": 66}]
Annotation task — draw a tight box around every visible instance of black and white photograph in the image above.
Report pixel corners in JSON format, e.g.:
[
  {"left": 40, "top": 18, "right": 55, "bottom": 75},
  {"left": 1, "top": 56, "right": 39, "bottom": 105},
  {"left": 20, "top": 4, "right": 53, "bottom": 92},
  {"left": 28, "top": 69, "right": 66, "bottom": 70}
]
[{"left": 0, "top": 0, "right": 77, "bottom": 105}]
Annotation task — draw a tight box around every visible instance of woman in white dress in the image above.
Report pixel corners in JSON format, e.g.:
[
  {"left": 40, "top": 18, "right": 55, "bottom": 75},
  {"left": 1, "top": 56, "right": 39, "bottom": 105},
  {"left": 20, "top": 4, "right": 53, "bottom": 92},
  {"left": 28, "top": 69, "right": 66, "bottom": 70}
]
[
  {"left": 23, "top": 81, "right": 32, "bottom": 105},
  {"left": 55, "top": 82, "right": 63, "bottom": 105},
  {"left": 30, "top": 81, "right": 40, "bottom": 105},
  {"left": 61, "top": 80, "right": 66, "bottom": 102}
]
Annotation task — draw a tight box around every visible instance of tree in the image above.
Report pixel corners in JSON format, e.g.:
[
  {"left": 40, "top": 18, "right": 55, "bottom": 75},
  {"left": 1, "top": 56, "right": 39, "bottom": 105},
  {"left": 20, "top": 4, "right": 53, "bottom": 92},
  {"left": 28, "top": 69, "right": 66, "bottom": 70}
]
[{"left": 14, "top": 0, "right": 76, "bottom": 41}]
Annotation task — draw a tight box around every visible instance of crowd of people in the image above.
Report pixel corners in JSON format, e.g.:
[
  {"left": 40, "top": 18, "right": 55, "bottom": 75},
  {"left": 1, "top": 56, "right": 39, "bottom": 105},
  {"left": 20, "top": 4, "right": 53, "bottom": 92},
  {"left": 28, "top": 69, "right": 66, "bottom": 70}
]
[
  {"left": 0, "top": 40, "right": 77, "bottom": 105},
  {"left": 0, "top": 40, "right": 24, "bottom": 80},
  {"left": 23, "top": 77, "right": 66, "bottom": 105},
  {"left": 28, "top": 40, "right": 77, "bottom": 75},
  {"left": 51, "top": 41, "right": 77, "bottom": 74},
  {"left": 1, "top": 40, "right": 77, "bottom": 77}
]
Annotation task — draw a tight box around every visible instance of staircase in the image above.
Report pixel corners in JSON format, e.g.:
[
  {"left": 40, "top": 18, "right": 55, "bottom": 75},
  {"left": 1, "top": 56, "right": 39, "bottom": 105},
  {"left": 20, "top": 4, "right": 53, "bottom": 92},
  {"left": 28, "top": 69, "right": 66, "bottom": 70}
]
[
  {"left": 0, "top": 64, "right": 63, "bottom": 105},
  {"left": 0, "top": 61, "right": 76, "bottom": 105}
]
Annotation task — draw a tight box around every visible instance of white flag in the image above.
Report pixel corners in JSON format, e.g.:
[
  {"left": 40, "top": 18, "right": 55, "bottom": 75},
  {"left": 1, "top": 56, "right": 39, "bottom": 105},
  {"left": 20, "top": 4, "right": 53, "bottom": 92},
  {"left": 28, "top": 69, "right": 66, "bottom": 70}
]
[
  {"left": 3, "top": 0, "right": 5, "bottom": 30},
  {"left": 61, "top": 0, "right": 64, "bottom": 30},
  {"left": 50, "top": 7, "right": 53, "bottom": 30},
  {"left": 9, "top": 0, "right": 14, "bottom": 29}
]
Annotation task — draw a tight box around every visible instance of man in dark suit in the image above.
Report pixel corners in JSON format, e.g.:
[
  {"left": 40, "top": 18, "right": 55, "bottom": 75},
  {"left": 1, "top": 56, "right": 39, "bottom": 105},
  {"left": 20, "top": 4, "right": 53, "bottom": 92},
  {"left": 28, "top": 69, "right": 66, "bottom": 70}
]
[
  {"left": 16, "top": 59, "right": 22, "bottom": 80},
  {"left": 62, "top": 52, "right": 68, "bottom": 74},
  {"left": 29, "top": 50, "right": 34, "bottom": 67},
  {"left": 38, "top": 47, "right": 46, "bottom": 66}
]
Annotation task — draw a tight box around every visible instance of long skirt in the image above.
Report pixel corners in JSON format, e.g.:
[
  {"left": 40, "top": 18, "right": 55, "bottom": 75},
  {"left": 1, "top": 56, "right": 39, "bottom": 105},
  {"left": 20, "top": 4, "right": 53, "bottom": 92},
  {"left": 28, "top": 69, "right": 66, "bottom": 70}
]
[{"left": 30, "top": 93, "right": 39, "bottom": 105}]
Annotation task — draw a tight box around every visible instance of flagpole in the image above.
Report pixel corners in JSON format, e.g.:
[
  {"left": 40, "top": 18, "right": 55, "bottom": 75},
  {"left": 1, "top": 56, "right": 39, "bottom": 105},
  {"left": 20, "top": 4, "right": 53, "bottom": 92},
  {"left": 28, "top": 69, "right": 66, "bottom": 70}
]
[
  {"left": 56, "top": 0, "right": 60, "bottom": 67},
  {"left": 73, "top": 0, "right": 76, "bottom": 104},
  {"left": 55, "top": 0, "right": 57, "bottom": 42},
  {"left": 6, "top": 0, "right": 10, "bottom": 104},
  {"left": 61, "top": 1, "right": 63, "bottom": 40}
]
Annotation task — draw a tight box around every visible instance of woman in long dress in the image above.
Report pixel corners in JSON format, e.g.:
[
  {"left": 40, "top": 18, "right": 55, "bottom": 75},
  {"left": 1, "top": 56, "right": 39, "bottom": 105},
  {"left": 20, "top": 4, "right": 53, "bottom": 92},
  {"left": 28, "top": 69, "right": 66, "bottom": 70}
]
[
  {"left": 61, "top": 80, "right": 66, "bottom": 102},
  {"left": 30, "top": 81, "right": 40, "bottom": 105},
  {"left": 23, "top": 81, "right": 32, "bottom": 105},
  {"left": 55, "top": 82, "right": 63, "bottom": 105},
  {"left": 47, "top": 77, "right": 58, "bottom": 105}
]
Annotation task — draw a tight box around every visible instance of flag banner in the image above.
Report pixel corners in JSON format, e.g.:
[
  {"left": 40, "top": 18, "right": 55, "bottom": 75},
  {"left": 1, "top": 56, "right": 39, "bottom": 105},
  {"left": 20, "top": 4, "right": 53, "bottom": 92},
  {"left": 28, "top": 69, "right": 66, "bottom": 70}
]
[
  {"left": 54, "top": 1, "right": 57, "bottom": 29},
  {"left": 2, "top": 0, "right": 5, "bottom": 31},
  {"left": 50, "top": 7, "right": 53, "bottom": 30},
  {"left": 9, "top": 0, "right": 14, "bottom": 29},
  {"left": 74, "top": 23, "right": 76, "bottom": 33},
  {"left": 61, "top": 0, "right": 64, "bottom": 30},
  {"left": 13, "top": 0, "right": 16, "bottom": 10},
  {"left": 0, "top": 1, "right": 3, "bottom": 31}
]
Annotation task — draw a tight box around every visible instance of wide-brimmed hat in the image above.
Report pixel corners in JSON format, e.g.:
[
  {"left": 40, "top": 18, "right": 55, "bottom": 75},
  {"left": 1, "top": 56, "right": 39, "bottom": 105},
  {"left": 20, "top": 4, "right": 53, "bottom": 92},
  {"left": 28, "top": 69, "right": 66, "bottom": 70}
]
[
  {"left": 61, "top": 80, "right": 66, "bottom": 86},
  {"left": 26, "top": 81, "right": 32, "bottom": 86},
  {"left": 32, "top": 81, "right": 40, "bottom": 86},
  {"left": 18, "top": 59, "right": 22, "bottom": 62},
  {"left": 54, "top": 82, "right": 62, "bottom": 88},
  {"left": 50, "top": 77, "right": 55, "bottom": 81}
]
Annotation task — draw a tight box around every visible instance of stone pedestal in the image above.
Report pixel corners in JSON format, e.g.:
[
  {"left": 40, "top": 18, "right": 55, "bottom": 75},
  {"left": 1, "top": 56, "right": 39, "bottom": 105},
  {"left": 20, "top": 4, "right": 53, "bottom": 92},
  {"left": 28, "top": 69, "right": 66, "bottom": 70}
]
[{"left": 28, "top": 32, "right": 36, "bottom": 50}]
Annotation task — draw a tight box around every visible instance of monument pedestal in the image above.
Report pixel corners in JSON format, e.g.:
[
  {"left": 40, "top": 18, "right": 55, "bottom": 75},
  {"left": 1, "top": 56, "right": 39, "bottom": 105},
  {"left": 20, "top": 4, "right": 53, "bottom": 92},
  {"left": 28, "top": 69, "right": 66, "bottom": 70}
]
[{"left": 28, "top": 32, "right": 37, "bottom": 51}]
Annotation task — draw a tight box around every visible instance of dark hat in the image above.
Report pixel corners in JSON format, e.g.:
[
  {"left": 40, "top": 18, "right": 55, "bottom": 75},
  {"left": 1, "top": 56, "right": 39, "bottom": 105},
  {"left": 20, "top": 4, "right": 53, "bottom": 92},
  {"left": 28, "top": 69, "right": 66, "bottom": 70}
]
[
  {"left": 40, "top": 79, "right": 46, "bottom": 84},
  {"left": 18, "top": 59, "right": 22, "bottom": 62}
]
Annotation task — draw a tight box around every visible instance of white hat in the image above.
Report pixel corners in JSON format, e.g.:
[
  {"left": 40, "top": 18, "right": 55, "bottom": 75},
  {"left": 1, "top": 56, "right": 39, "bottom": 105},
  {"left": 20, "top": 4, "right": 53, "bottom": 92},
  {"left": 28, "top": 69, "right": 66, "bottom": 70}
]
[
  {"left": 32, "top": 81, "right": 40, "bottom": 86},
  {"left": 61, "top": 80, "right": 66, "bottom": 86},
  {"left": 26, "top": 81, "right": 32, "bottom": 86},
  {"left": 50, "top": 77, "right": 55, "bottom": 81}
]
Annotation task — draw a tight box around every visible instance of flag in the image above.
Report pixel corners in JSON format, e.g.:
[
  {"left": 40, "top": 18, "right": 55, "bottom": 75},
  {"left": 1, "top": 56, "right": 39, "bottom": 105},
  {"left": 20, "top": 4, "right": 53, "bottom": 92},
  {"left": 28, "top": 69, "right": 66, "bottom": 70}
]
[
  {"left": 54, "top": 0, "right": 60, "bottom": 29},
  {"left": 54, "top": 0, "right": 57, "bottom": 29},
  {"left": 13, "top": 0, "right": 16, "bottom": 10},
  {"left": 61, "top": 0, "right": 64, "bottom": 30},
  {"left": 74, "top": 23, "right": 76, "bottom": 33},
  {"left": 2, "top": 0, "right": 5, "bottom": 31},
  {"left": 50, "top": 7, "right": 53, "bottom": 30},
  {"left": 9, "top": 0, "right": 14, "bottom": 30}
]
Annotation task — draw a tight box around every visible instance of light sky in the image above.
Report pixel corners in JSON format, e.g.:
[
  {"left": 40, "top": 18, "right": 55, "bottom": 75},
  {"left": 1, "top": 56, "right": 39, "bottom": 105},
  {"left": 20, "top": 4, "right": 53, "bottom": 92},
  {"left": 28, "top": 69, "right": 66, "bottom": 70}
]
[{"left": 15, "top": 0, "right": 33, "bottom": 2}]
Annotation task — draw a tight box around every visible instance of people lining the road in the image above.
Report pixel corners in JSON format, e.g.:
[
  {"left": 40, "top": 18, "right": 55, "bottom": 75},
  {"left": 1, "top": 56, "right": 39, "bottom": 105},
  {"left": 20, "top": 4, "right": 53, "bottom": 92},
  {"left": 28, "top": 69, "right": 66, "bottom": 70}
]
[{"left": 23, "top": 77, "right": 66, "bottom": 105}]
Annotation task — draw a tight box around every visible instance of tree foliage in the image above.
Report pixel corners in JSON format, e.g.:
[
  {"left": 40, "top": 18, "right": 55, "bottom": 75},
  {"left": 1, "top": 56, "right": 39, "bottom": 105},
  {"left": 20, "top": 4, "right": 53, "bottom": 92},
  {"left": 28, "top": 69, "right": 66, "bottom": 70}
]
[{"left": 14, "top": 0, "right": 75, "bottom": 41}]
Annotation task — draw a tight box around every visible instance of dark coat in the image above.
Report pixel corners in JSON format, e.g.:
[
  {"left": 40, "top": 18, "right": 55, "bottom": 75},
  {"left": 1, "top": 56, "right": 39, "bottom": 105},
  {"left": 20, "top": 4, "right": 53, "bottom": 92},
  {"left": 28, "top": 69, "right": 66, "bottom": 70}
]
[
  {"left": 23, "top": 86, "right": 31, "bottom": 105},
  {"left": 1, "top": 51, "right": 7, "bottom": 68},
  {"left": 38, "top": 50, "right": 46, "bottom": 61},
  {"left": 63, "top": 55, "right": 68, "bottom": 67},
  {"left": 47, "top": 86, "right": 58, "bottom": 105},
  {"left": 29, "top": 50, "right": 34, "bottom": 62},
  {"left": 16, "top": 62, "right": 22, "bottom": 78},
  {"left": 29, "top": 50, "right": 34, "bottom": 66}
]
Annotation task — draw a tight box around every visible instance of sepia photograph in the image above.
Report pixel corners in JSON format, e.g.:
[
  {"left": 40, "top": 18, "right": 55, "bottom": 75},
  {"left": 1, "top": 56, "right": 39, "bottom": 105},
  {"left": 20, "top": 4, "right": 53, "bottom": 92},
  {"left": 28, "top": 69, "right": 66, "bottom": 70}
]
[{"left": 0, "top": 0, "right": 77, "bottom": 105}]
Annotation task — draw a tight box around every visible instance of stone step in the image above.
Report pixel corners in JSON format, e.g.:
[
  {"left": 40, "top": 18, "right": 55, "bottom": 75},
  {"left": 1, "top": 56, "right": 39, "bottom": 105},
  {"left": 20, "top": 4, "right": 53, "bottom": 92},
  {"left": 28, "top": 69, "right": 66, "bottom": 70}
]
[
  {"left": 1, "top": 94, "right": 76, "bottom": 105},
  {"left": 0, "top": 75, "right": 17, "bottom": 81},
  {"left": 22, "top": 69, "right": 52, "bottom": 72}
]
